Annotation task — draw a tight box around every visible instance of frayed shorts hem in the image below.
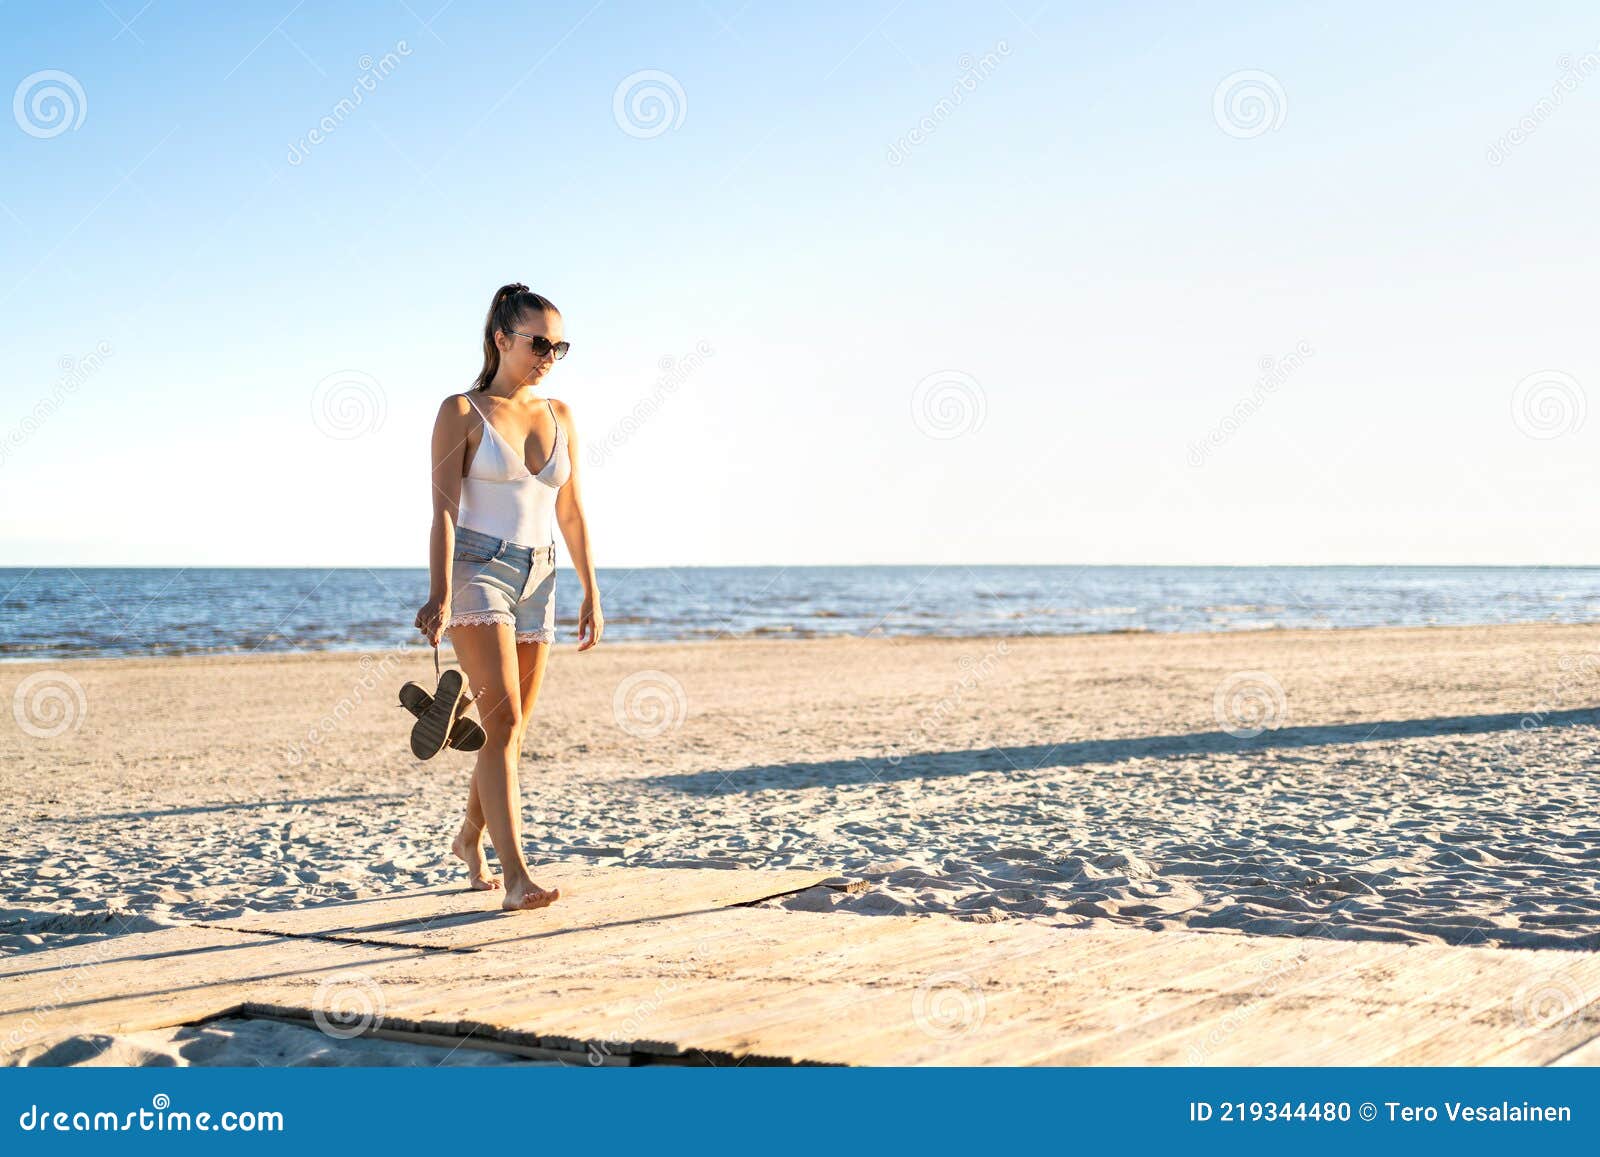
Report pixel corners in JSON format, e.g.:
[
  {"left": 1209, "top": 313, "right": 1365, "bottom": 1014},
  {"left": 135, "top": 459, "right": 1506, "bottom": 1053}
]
[
  {"left": 447, "top": 613, "right": 555, "bottom": 645},
  {"left": 447, "top": 524, "right": 557, "bottom": 644}
]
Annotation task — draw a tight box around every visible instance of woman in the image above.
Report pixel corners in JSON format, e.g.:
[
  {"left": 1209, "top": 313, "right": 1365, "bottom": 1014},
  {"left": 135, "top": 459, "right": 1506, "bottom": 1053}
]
[{"left": 414, "top": 283, "right": 603, "bottom": 911}]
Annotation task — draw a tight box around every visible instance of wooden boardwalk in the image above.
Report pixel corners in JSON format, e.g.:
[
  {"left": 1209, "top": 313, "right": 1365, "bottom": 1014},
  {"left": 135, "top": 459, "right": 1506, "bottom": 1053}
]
[{"left": 4, "top": 865, "right": 1599, "bottom": 1066}]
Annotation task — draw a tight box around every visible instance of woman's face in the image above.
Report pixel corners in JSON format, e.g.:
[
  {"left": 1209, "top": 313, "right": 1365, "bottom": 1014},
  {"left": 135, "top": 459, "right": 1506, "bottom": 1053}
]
[{"left": 496, "top": 309, "right": 563, "bottom": 386}]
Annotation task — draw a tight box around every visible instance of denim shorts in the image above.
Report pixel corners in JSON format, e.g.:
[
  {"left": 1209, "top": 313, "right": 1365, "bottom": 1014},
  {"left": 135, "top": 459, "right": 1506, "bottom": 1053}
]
[{"left": 447, "top": 524, "right": 557, "bottom": 644}]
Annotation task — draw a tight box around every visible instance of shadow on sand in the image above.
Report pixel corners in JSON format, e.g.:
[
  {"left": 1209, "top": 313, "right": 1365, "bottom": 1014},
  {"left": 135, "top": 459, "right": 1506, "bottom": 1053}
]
[{"left": 645, "top": 706, "right": 1600, "bottom": 795}]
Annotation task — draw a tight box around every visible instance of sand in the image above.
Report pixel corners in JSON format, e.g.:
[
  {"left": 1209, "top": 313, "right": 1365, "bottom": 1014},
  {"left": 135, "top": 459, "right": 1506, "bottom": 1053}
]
[
  {"left": 6, "top": 1017, "right": 555, "bottom": 1067},
  {"left": 3, "top": 624, "right": 1599, "bottom": 973}
]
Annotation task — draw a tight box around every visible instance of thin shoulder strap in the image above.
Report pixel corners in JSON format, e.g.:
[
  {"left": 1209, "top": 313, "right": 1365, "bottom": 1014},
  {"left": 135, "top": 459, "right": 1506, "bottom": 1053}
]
[
  {"left": 462, "top": 392, "right": 496, "bottom": 443},
  {"left": 544, "top": 399, "right": 562, "bottom": 552}
]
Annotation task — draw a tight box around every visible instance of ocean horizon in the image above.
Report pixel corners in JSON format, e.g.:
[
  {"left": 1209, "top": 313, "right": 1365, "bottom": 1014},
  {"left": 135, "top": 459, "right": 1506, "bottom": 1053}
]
[{"left": 5, "top": 564, "right": 1600, "bottom": 661}]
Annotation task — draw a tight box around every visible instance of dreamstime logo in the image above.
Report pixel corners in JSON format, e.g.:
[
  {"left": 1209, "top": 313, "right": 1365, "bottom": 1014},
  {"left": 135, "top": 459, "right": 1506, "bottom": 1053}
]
[
  {"left": 589, "top": 341, "right": 714, "bottom": 467},
  {"left": 586, "top": 938, "right": 713, "bottom": 1065},
  {"left": 311, "top": 369, "right": 386, "bottom": 439},
  {"left": 286, "top": 42, "right": 411, "bottom": 165},
  {"left": 886, "top": 41, "right": 1010, "bottom": 165},
  {"left": 1514, "top": 970, "right": 1586, "bottom": 1037},
  {"left": 0, "top": 341, "right": 112, "bottom": 470},
  {"left": 5, "top": 934, "right": 125, "bottom": 1050},
  {"left": 912, "top": 972, "right": 986, "bottom": 1039},
  {"left": 311, "top": 971, "right": 386, "bottom": 1039},
  {"left": 1519, "top": 649, "right": 1600, "bottom": 732},
  {"left": 1510, "top": 370, "right": 1585, "bottom": 439},
  {"left": 1488, "top": 48, "right": 1600, "bottom": 166},
  {"left": 1188, "top": 340, "right": 1314, "bottom": 466},
  {"left": 12, "top": 671, "right": 88, "bottom": 739},
  {"left": 13, "top": 69, "right": 87, "bottom": 138},
  {"left": 879, "top": 640, "right": 1009, "bottom": 768},
  {"left": 282, "top": 650, "right": 406, "bottom": 766},
  {"left": 912, "top": 370, "right": 986, "bottom": 439},
  {"left": 611, "top": 670, "right": 687, "bottom": 739},
  {"left": 612, "top": 69, "right": 686, "bottom": 139},
  {"left": 1212, "top": 70, "right": 1287, "bottom": 139},
  {"left": 1212, "top": 670, "right": 1287, "bottom": 739},
  {"left": 1187, "top": 946, "right": 1311, "bottom": 1063}
]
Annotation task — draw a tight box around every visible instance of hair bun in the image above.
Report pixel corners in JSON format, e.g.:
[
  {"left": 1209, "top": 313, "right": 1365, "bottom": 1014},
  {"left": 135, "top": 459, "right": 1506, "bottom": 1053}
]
[{"left": 498, "top": 282, "right": 529, "bottom": 297}]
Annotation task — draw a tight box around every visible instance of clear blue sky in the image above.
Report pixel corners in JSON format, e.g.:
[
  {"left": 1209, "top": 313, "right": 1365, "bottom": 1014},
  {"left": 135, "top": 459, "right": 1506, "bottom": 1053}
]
[{"left": 2, "top": 1, "right": 1596, "bottom": 566}]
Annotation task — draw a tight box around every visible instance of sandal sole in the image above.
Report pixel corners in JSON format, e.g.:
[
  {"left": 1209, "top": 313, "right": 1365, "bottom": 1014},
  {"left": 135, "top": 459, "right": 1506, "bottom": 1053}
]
[
  {"left": 410, "top": 669, "right": 465, "bottom": 760},
  {"left": 400, "top": 681, "right": 486, "bottom": 751}
]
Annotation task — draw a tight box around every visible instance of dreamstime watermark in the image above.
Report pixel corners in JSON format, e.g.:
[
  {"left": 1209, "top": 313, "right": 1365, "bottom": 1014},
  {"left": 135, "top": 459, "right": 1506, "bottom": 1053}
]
[
  {"left": 612, "top": 670, "right": 688, "bottom": 739},
  {"left": 1519, "top": 649, "right": 1600, "bottom": 731},
  {"left": 311, "top": 368, "right": 386, "bottom": 439},
  {"left": 912, "top": 369, "right": 986, "bottom": 439},
  {"left": 4, "top": 934, "right": 125, "bottom": 1052},
  {"left": 310, "top": 970, "right": 386, "bottom": 1039},
  {"left": 16, "top": 1094, "right": 284, "bottom": 1133},
  {"left": 1510, "top": 369, "right": 1585, "bottom": 440},
  {"left": 1513, "top": 968, "right": 1588, "bottom": 1037},
  {"left": 589, "top": 341, "right": 714, "bottom": 467},
  {"left": 1187, "top": 945, "right": 1312, "bottom": 1062},
  {"left": 1487, "top": 48, "right": 1600, "bottom": 166},
  {"left": 886, "top": 41, "right": 1011, "bottom": 165},
  {"left": 612, "top": 69, "right": 686, "bottom": 139},
  {"left": 286, "top": 42, "right": 412, "bottom": 165},
  {"left": 13, "top": 69, "right": 86, "bottom": 138},
  {"left": 1213, "top": 670, "right": 1287, "bottom": 739},
  {"left": 1188, "top": 340, "right": 1314, "bottom": 466},
  {"left": 876, "top": 641, "right": 1010, "bottom": 769},
  {"left": 1212, "top": 70, "right": 1287, "bottom": 139},
  {"left": 282, "top": 650, "right": 405, "bottom": 766},
  {"left": 12, "top": 671, "right": 88, "bottom": 739},
  {"left": 912, "top": 972, "right": 987, "bottom": 1039},
  {"left": 0, "top": 341, "right": 113, "bottom": 469},
  {"left": 586, "top": 938, "right": 713, "bottom": 1064}
]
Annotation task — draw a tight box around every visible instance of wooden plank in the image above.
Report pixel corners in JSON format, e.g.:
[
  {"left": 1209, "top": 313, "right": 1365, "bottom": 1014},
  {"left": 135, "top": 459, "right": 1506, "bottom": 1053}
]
[
  {"left": 1550, "top": 1036, "right": 1600, "bottom": 1066},
  {"left": 640, "top": 918, "right": 1264, "bottom": 1064},
  {"left": 10, "top": 872, "right": 1595, "bottom": 1067},
  {"left": 383, "top": 912, "right": 791, "bottom": 1043},
  {"left": 0, "top": 927, "right": 418, "bottom": 1063},
  {"left": 570, "top": 913, "right": 1020, "bottom": 1059},
  {"left": 857, "top": 933, "right": 1353, "bottom": 1066},
  {"left": 1474, "top": 955, "right": 1600, "bottom": 1065},
  {"left": 616, "top": 922, "right": 953, "bottom": 1052},
  {"left": 1376, "top": 950, "right": 1600, "bottom": 1065},
  {"left": 1250, "top": 945, "right": 1545, "bottom": 1066},
  {"left": 343, "top": 910, "right": 1061, "bottom": 1064},
  {"left": 1011, "top": 940, "right": 1376, "bottom": 1068},
  {"left": 200, "top": 866, "right": 837, "bottom": 951},
  {"left": 0, "top": 924, "right": 265, "bottom": 987},
  {"left": 1102, "top": 937, "right": 1448, "bottom": 1066}
]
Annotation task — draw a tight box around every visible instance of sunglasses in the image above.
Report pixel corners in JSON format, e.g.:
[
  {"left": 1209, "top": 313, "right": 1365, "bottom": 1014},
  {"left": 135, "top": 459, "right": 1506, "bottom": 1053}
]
[{"left": 507, "top": 329, "right": 570, "bottom": 360}]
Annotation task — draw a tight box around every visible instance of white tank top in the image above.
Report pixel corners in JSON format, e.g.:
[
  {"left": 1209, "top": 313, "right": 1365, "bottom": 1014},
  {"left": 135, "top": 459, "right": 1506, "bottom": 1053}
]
[{"left": 457, "top": 392, "right": 571, "bottom": 547}]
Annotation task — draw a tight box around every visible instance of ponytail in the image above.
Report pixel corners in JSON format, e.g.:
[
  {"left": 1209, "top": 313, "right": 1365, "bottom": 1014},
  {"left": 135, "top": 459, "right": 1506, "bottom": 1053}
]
[{"left": 475, "top": 282, "right": 560, "bottom": 390}]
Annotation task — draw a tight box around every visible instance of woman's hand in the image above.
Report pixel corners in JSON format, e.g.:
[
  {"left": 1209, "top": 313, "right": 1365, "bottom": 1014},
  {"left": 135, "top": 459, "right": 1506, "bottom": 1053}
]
[
  {"left": 415, "top": 591, "right": 449, "bottom": 647},
  {"left": 576, "top": 593, "right": 604, "bottom": 651}
]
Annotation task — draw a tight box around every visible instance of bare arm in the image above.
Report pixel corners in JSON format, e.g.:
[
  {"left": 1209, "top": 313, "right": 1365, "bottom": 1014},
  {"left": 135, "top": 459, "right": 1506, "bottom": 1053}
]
[
  {"left": 552, "top": 399, "right": 603, "bottom": 649},
  {"left": 415, "top": 395, "right": 472, "bottom": 644}
]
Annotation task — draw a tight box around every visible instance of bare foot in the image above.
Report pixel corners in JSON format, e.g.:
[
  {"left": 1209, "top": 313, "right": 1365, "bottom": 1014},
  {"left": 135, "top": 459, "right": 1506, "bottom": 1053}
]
[
  {"left": 502, "top": 877, "right": 561, "bottom": 911},
  {"left": 451, "top": 824, "right": 501, "bottom": 891}
]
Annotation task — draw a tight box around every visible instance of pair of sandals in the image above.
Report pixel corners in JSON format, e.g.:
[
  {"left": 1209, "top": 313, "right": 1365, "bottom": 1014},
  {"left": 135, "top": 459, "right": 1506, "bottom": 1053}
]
[{"left": 400, "top": 647, "right": 486, "bottom": 758}]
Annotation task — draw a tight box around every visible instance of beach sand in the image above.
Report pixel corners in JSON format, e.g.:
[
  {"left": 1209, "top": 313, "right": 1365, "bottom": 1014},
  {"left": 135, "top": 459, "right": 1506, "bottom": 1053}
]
[
  {"left": 8, "top": 1016, "right": 552, "bottom": 1067},
  {"left": 3, "top": 624, "right": 1599, "bottom": 967}
]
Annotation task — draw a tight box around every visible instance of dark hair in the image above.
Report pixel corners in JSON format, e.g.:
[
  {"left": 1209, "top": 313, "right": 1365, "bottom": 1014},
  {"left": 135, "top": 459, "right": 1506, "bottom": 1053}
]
[{"left": 475, "top": 282, "right": 560, "bottom": 390}]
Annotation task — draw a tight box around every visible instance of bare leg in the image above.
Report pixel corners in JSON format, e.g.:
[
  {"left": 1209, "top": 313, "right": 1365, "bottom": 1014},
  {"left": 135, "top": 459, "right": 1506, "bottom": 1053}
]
[
  {"left": 512, "top": 637, "right": 552, "bottom": 746},
  {"left": 447, "top": 622, "right": 560, "bottom": 910},
  {"left": 452, "top": 780, "right": 497, "bottom": 890}
]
